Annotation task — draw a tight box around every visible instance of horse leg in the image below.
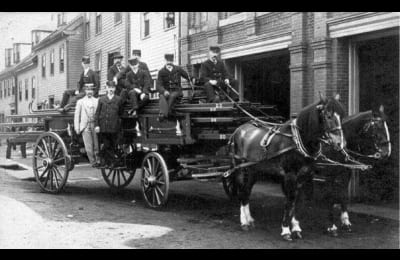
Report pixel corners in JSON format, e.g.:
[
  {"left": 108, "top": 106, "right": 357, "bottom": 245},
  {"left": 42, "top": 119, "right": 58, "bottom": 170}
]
[
  {"left": 340, "top": 174, "right": 352, "bottom": 233},
  {"left": 236, "top": 168, "right": 255, "bottom": 231},
  {"left": 281, "top": 171, "right": 296, "bottom": 241},
  {"left": 325, "top": 176, "right": 339, "bottom": 237}
]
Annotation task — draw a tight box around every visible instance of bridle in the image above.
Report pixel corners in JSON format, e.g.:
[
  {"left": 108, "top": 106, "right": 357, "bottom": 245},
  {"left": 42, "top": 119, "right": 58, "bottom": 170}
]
[
  {"left": 346, "top": 117, "right": 391, "bottom": 159},
  {"left": 320, "top": 108, "right": 345, "bottom": 151}
]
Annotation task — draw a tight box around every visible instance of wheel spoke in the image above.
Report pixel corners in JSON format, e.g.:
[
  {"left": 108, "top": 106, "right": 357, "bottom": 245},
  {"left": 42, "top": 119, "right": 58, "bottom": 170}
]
[
  {"left": 53, "top": 146, "right": 62, "bottom": 161},
  {"left": 155, "top": 185, "right": 165, "bottom": 198},
  {"left": 52, "top": 169, "right": 60, "bottom": 189},
  {"left": 146, "top": 159, "right": 152, "bottom": 175},
  {"left": 153, "top": 159, "right": 160, "bottom": 176},
  {"left": 151, "top": 188, "right": 156, "bottom": 206},
  {"left": 106, "top": 169, "right": 112, "bottom": 178},
  {"left": 121, "top": 171, "right": 127, "bottom": 183},
  {"left": 53, "top": 157, "right": 65, "bottom": 164},
  {"left": 50, "top": 169, "right": 54, "bottom": 190},
  {"left": 41, "top": 139, "right": 50, "bottom": 157},
  {"left": 36, "top": 144, "right": 47, "bottom": 158},
  {"left": 156, "top": 180, "right": 165, "bottom": 185},
  {"left": 143, "top": 166, "right": 151, "bottom": 178},
  {"left": 53, "top": 166, "right": 64, "bottom": 184},
  {"left": 117, "top": 170, "right": 121, "bottom": 187},
  {"left": 154, "top": 187, "right": 161, "bottom": 206},
  {"left": 39, "top": 167, "right": 49, "bottom": 180},
  {"left": 52, "top": 141, "right": 59, "bottom": 158},
  {"left": 47, "top": 137, "right": 53, "bottom": 158},
  {"left": 35, "top": 165, "right": 45, "bottom": 171},
  {"left": 111, "top": 170, "right": 116, "bottom": 185},
  {"left": 43, "top": 169, "right": 51, "bottom": 188}
]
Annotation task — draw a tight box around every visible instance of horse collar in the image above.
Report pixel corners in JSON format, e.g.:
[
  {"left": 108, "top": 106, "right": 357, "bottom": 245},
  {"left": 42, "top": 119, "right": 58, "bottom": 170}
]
[{"left": 291, "top": 119, "right": 321, "bottom": 160}]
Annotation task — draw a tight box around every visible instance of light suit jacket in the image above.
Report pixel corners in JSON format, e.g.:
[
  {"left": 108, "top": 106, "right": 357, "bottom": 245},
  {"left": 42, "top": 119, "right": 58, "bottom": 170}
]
[{"left": 74, "top": 96, "right": 99, "bottom": 134}]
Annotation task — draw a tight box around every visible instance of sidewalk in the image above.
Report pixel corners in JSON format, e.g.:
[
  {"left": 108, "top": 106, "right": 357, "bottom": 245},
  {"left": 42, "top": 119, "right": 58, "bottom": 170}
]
[{"left": 1, "top": 145, "right": 398, "bottom": 222}]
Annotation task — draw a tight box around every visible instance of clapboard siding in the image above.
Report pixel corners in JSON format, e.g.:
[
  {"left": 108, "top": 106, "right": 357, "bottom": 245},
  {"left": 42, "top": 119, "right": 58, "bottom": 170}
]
[
  {"left": 84, "top": 12, "right": 128, "bottom": 92},
  {"left": 130, "top": 12, "right": 180, "bottom": 79},
  {"left": 0, "top": 76, "right": 16, "bottom": 119},
  {"left": 67, "top": 25, "right": 84, "bottom": 90},
  {"left": 15, "top": 67, "right": 39, "bottom": 122}
]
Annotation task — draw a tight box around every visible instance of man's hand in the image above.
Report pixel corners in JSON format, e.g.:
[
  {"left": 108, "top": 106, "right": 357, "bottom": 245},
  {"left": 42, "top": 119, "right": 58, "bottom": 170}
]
[
  {"left": 140, "top": 93, "right": 147, "bottom": 100},
  {"left": 113, "top": 77, "right": 118, "bottom": 85},
  {"left": 95, "top": 126, "right": 100, "bottom": 133},
  {"left": 134, "top": 88, "right": 142, "bottom": 94},
  {"left": 224, "top": 79, "right": 230, "bottom": 85},
  {"left": 164, "top": 91, "right": 170, "bottom": 97},
  {"left": 209, "top": 80, "right": 217, "bottom": 86},
  {"left": 74, "top": 90, "right": 79, "bottom": 95},
  {"left": 75, "top": 129, "right": 80, "bottom": 135}
]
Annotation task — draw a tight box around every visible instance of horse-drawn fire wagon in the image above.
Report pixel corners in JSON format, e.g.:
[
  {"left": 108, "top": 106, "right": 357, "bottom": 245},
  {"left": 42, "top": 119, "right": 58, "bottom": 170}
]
[{"left": 28, "top": 85, "right": 283, "bottom": 208}]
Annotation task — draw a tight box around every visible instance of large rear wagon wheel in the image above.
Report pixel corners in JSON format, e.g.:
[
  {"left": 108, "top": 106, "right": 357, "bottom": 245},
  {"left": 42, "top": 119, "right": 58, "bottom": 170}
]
[
  {"left": 141, "top": 152, "right": 169, "bottom": 208},
  {"left": 32, "top": 132, "right": 70, "bottom": 194}
]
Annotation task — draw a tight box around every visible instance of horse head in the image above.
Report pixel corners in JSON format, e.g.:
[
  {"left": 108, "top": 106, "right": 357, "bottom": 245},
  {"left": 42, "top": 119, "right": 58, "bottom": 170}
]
[
  {"left": 316, "top": 93, "right": 346, "bottom": 152},
  {"left": 359, "top": 105, "right": 391, "bottom": 159}
]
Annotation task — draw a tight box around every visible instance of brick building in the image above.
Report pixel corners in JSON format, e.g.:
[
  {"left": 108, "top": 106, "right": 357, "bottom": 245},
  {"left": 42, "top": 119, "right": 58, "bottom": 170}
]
[
  {"left": 83, "top": 12, "right": 130, "bottom": 93},
  {"left": 180, "top": 12, "right": 399, "bottom": 200}
]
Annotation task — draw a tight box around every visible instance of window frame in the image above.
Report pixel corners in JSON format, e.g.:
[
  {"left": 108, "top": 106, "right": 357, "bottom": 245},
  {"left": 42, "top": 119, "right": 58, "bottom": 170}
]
[
  {"left": 0, "top": 81, "right": 2, "bottom": 99},
  {"left": 114, "top": 12, "right": 122, "bottom": 25},
  {"left": 50, "top": 49, "right": 55, "bottom": 76},
  {"left": 42, "top": 54, "right": 46, "bottom": 78},
  {"left": 59, "top": 45, "right": 65, "bottom": 73},
  {"left": 94, "top": 51, "right": 102, "bottom": 73},
  {"left": 7, "top": 80, "right": 10, "bottom": 97},
  {"left": 18, "top": 81, "right": 22, "bottom": 101},
  {"left": 188, "top": 12, "right": 208, "bottom": 34},
  {"left": 142, "top": 12, "right": 150, "bottom": 38},
  {"left": 25, "top": 78, "right": 29, "bottom": 100},
  {"left": 164, "top": 12, "right": 176, "bottom": 30},
  {"left": 95, "top": 12, "right": 102, "bottom": 35},
  {"left": 31, "top": 76, "right": 36, "bottom": 99},
  {"left": 84, "top": 12, "right": 90, "bottom": 40}
]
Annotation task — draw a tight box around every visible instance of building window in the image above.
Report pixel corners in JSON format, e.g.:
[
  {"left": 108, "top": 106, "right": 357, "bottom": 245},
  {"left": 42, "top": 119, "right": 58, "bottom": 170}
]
[
  {"left": 7, "top": 80, "right": 10, "bottom": 97},
  {"left": 3, "top": 81, "right": 6, "bottom": 97},
  {"left": 95, "top": 12, "right": 102, "bottom": 35},
  {"left": 32, "top": 77, "right": 36, "bottom": 99},
  {"left": 164, "top": 12, "right": 175, "bottom": 29},
  {"left": 188, "top": 12, "right": 208, "bottom": 33},
  {"left": 57, "top": 12, "right": 66, "bottom": 27},
  {"left": 11, "top": 80, "right": 15, "bottom": 95},
  {"left": 84, "top": 12, "right": 90, "bottom": 40},
  {"left": 219, "top": 12, "right": 242, "bottom": 20},
  {"left": 50, "top": 49, "right": 55, "bottom": 75},
  {"left": 0, "top": 82, "right": 2, "bottom": 99},
  {"left": 143, "top": 12, "right": 150, "bottom": 37},
  {"left": 49, "top": 96, "right": 54, "bottom": 109},
  {"left": 42, "top": 54, "right": 46, "bottom": 77},
  {"left": 95, "top": 52, "right": 101, "bottom": 72},
  {"left": 59, "top": 45, "right": 64, "bottom": 73},
  {"left": 5, "top": 48, "right": 12, "bottom": 67},
  {"left": 114, "top": 12, "right": 122, "bottom": 24},
  {"left": 18, "top": 81, "right": 22, "bottom": 101},
  {"left": 25, "top": 79, "right": 29, "bottom": 100},
  {"left": 13, "top": 44, "right": 21, "bottom": 64}
]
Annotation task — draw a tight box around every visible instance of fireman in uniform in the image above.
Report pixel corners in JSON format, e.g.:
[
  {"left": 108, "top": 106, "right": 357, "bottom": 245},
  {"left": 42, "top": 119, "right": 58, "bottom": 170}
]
[
  {"left": 157, "top": 54, "right": 192, "bottom": 119},
  {"left": 107, "top": 52, "right": 126, "bottom": 96},
  {"left": 200, "top": 46, "right": 238, "bottom": 103},
  {"left": 58, "top": 55, "right": 100, "bottom": 112}
]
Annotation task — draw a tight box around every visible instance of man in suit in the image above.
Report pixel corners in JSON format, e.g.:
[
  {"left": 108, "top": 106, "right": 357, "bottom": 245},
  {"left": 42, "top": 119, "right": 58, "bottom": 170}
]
[
  {"left": 121, "top": 57, "right": 151, "bottom": 116},
  {"left": 74, "top": 84, "right": 100, "bottom": 167},
  {"left": 157, "top": 54, "right": 192, "bottom": 118},
  {"left": 200, "top": 46, "right": 238, "bottom": 103},
  {"left": 107, "top": 52, "right": 126, "bottom": 96},
  {"left": 95, "top": 81, "right": 124, "bottom": 168},
  {"left": 58, "top": 55, "right": 100, "bottom": 112},
  {"left": 124, "top": 49, "right": 150, "bottom": 77}
]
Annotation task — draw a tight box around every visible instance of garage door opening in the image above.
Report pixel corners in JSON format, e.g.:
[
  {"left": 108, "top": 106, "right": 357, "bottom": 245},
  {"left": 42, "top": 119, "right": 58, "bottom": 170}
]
[
  {"left": 357, "top": 33, "right": 399, "bottom": 202},
  {"left": 240, "top": 50, "right": 290, "bottom": 119}
]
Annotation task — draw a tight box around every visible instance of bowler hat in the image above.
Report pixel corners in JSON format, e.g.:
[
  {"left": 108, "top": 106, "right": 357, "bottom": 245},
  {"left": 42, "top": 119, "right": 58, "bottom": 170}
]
[
  {"left": 164, "top": 54, "right": 174, "bottom": 61},
  {"left": 128, "top": 58, "right": 139, "bottom": 65},
  {"left": 113, "top": 52, "right": 123, "bottom": 59},
  {"left": 209, "top": 46, "right": 221, "bottom": 53},
  {"left": 131, "top": 49, "right": 141, "bottom": 56},
  {"left": 82, "top": 55, "right": 90, "bottom": 64},
  {"left": 84, "top": 83, "right": 95, "bottom": 90}
]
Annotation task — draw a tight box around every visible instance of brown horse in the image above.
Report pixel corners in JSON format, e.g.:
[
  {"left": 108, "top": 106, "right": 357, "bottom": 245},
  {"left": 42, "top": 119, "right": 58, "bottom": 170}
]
[
  {"left": 318, "top": 105, "right": 391, "bottom": 237},
  {"left": 227, "top": 94, "right": 346, "bottom": 241}
]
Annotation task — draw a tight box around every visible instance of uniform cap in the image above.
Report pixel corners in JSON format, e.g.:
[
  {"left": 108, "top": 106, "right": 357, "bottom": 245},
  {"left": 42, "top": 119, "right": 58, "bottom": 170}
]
[
  {"left": 82, "top": 55, "right": 90, "bottom": 64},
  {"left": 209, "top": 46, "right": 221, "bottom": 53},
  {"left": 164, "top": 54, "right": 174, "bottom": 61},
  {"left": 131, "top": 49, "right": 141, "bottom": 56}
]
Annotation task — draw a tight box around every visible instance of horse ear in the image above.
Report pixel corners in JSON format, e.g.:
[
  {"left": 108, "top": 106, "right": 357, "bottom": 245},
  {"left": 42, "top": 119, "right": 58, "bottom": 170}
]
[
  {"left": 379, "top": 104, "right": 384, "bottom": 113},
  {"left": 334, "top": 93, "right": 340, "bottom": 101},
  {"left": 319, "top": 91, "right": 327, "bottom": 103}
]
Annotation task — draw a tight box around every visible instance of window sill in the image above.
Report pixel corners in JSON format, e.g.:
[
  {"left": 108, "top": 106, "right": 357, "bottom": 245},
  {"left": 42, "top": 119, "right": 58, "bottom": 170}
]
[
  {"left": 95, "top": 32, "right": 102, "bottom": 36},
  {"left": 114, "top": 20, "right": 122, "bottom": 26},
  {"left": 164, "top": 25, "right": 176, "bottom": 32},
  {"left": 142, "top": 35, "right": 151, "bottom": 40}
]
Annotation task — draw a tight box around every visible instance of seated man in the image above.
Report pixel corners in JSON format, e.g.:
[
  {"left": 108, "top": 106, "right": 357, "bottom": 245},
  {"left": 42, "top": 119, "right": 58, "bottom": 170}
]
[
  {"left": 107, "top": 52, "right": 126, "bottom": 96},
  {"left": 121, "top": 57, "right": 151, "bottom": 116},
  {"left": 200, "top": 46, "right": 238, "bottom": 103},
  {"left": 58, "top": 55, "right": 100, "bottom": 112},
  {"left": 157, "top": 53, "right": 192, "bottom": 119}
]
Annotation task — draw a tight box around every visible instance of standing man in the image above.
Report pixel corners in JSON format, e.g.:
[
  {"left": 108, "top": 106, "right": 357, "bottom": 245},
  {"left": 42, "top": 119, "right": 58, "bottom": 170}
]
[
  {"left": 107, "top": 52, "right": 126, "bottom": 96},
  {"left": 157, "top": 54, "right": 192, "bottom": 118},
  {"left": 122, "top": 58, "right": 151, "bottom": 116},
  {"left": 74, "top": 85, "right": 100, "bottom": 167},
  {"left": 58, "top": 55, "right": 100, "bottom": 112},
  {"left": 200, "top": 46, "right": 238, "bottom": 103},
  {"left": 95, "top": 81, "right": 124, "bottom": 168}
]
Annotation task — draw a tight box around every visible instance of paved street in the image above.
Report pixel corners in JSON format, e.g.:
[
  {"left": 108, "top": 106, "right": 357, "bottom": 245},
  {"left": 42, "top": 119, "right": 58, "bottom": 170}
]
[{"left": 0, "top": 145, "right": 399, "bottom": 249}]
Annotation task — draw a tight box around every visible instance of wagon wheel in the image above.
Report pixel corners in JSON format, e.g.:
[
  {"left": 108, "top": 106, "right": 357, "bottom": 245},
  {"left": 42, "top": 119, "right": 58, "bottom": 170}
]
[
  {"left": 141, "top": 152, "right": 170, "bottom": 208},
  {"left": 222, "top": 175, "right": 238, "bottom": 200},
  {"left": 32, "top": 132, "right": 70, "bottom": 194},
  {"left": 101, "top": 144, "right": 136, "bottom": 190}
]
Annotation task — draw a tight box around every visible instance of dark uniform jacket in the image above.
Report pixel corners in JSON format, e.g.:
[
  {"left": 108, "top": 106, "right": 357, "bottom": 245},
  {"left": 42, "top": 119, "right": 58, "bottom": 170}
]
[
  {"left": 125, "top": 68, "right": 151, "bottom": 94},
  {"left": 199, "top": 59, "right": 232, "bottom": 84},
  {"left": 78, "top": 69, "right": 100, "bottom": 94},
  {"left": 123, "top": 61, "right": 151, "bottom": 78},
  {"left": 157, "top": 65, "right": 190, "bottom": 95},
  {"left": 107, "top": 64, "right": 126, "bottom": 86},
  {"left": 95, "top": 95, "right": 124, "bottom": 133}
]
